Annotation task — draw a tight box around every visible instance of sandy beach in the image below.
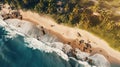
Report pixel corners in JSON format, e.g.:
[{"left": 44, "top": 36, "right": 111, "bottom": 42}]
[{"left": 19, "top": 10, "right": 120, "bottom": 64}]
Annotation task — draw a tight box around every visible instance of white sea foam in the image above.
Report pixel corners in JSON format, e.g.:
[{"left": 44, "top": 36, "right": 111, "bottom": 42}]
[
  {"left": 89, "top": 54, "right": 111, "bottom": 67},
  {"left": 0, "top": 18, "right": 111, "bottom": 67},
  {"left": 75, "top": 48, "right": 90, "bottom": 60},
  {"left": 5, "top": 19, "right": 58, "bottom": 42},
  {"left": 1, "top": 19, "right": 69, "bottom": 61},
  {"left": 0, "top": 19, "right": 7, "bottom": 26},
  {"left": 25, "top": 38, "right": 69, "bottom": 61}
]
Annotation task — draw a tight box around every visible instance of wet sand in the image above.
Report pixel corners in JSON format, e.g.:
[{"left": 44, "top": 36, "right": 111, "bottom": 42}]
[{"left": 19, "top": 10, "right": 120, "bottom": 64}]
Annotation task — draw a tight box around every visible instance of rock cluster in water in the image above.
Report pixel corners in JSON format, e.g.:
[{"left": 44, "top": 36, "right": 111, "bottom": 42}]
[{"left": 0, "top": 18, "right": 110, "bottom": 67}]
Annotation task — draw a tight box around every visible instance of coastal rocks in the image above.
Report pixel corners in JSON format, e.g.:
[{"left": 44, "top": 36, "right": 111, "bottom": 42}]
[
  {"left": 47, "top": 42, "right": 73, "bottom": 56},
  {"left": 88, "top": 54, "right": 111, "bottom": 67},
  {"left": 62, "top": 44, "right": 72, "bottom": 56},
  {"left": 74, "top": 48, "right": 90, "bottom": 61},
  {"left": 0, "top": 17, "right": 111, "bottom": 67},
  {"left": 0, "top": 28, "right": 71, "bottom": 67},
  {"left": 0, "top": 4, "right": 22, "bottom": 20},
  {"left": 78, "top": 39, "right": 92, "bottom": 53},
  {"left": 70, "top": 48, "right": 110, "bottom": 67}
]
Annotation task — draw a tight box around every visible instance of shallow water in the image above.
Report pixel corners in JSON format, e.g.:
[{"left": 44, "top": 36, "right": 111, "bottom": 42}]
[
  {"left": 0, "top": 18, "right": 115, "bottom": 67},
  {"left": 111, "top": 63, "right": 120, "bottom": 67}
]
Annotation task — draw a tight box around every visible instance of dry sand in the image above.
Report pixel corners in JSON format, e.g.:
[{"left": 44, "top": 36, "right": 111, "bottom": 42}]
[{"left": 20, "top": 10, "right": 120, "bottom": 64}]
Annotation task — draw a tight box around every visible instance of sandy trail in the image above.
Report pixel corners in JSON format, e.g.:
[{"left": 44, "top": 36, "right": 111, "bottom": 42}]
[{"left": 20, "top": 10, "right": 120, "bottom": 64}]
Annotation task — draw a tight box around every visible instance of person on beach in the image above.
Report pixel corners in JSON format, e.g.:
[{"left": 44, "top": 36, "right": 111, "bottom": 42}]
[
  {"left": 41, "top": 26, "right": 46, "bottom": 35},
  {"left": 77, "top": 32, "right": 81, "bottom": 37}
]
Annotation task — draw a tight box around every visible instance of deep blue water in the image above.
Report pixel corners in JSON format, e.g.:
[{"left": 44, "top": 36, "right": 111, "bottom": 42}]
[
  {"left": 0, "top": 26, "right": 72, "bottom": 67},
  {"left": 0, "top": 19, "right": 120, "bottom": 67}
]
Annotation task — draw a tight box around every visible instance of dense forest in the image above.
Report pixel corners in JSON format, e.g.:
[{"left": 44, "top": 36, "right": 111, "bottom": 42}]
[{"left": 0, "top": 0, "right": 120, "bottom": 51}]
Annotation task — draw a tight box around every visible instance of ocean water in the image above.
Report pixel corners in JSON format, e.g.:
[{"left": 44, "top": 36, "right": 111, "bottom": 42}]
[{"left": 0, "top": 18, "right": 113, "bottom": 67}]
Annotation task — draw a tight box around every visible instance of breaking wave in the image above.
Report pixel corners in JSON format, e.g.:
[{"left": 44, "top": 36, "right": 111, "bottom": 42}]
[{"left": 0, "top": 18, "right": 111, "bottom": 67}]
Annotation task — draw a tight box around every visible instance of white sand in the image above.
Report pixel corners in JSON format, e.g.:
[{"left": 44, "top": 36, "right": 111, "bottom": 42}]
[{"left": 20, "top": 10, "right": 120, "bottom": 62}]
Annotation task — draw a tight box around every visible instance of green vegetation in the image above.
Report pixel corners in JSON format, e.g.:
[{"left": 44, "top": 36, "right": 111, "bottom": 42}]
[{"left": 0, "top": 0, "right": 120, "bottom": 51}]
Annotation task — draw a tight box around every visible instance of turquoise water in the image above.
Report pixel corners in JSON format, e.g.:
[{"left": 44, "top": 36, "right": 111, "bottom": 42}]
[
  {"left": 111, "top": 63, "right": 120, "bottom": 67},
  {"left": 0, "top": 18, "right": 119, "bottom": 67},
  {"left": 0, "top": 26, "right": 72, "bottom": 67}
]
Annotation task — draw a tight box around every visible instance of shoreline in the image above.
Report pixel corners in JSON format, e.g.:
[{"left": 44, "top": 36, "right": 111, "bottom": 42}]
[
  {"left": 20, "top": 10, "right": 120, "bottom": 64},
  {"left": 19, "top": 10, "right": 120, "bottom": 64}
]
